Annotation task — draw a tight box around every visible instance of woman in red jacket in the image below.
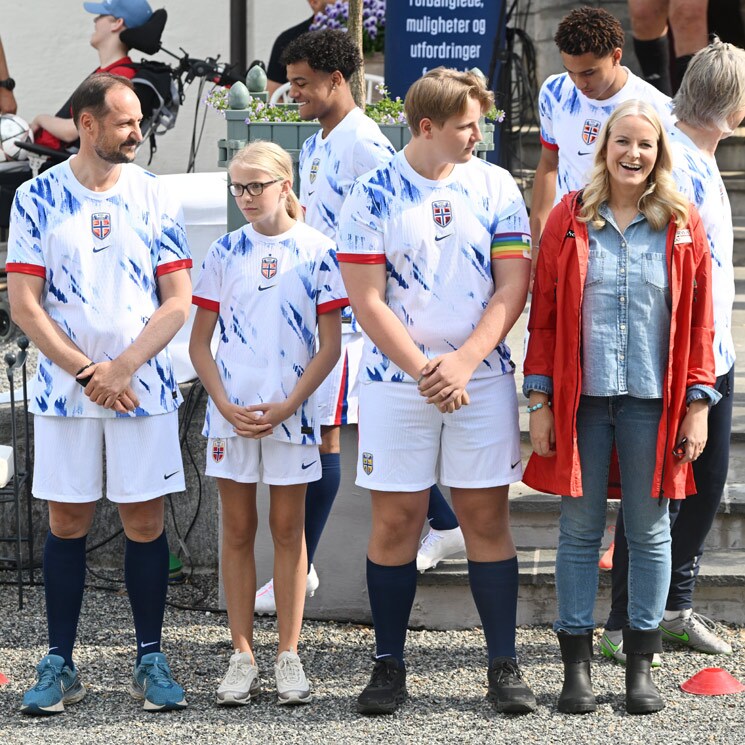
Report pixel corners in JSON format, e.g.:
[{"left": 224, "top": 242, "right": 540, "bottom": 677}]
[{"left": 523, "top": 100, "right": 718, "bottom": 715}]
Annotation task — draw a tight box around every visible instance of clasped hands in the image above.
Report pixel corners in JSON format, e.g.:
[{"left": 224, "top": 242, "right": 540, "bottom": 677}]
[
  {"left": 77, "top": 359, "right": 140, "bottom": 414},
  {"left": 417, "top": 350, "right": 474, "bottom": 413}
]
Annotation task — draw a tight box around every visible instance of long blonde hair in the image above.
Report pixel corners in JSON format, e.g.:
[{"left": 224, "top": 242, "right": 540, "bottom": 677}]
[
  {"left": 228, "top": 140, "right": 303, "bottom": 220},
  {"left": 578, "top": 100, "right": 688, "bottom": 230}
]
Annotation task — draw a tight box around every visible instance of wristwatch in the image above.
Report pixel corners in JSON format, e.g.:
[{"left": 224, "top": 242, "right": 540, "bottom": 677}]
[{"left": 0, "top": 78, "right": 15, "bottom": 91}]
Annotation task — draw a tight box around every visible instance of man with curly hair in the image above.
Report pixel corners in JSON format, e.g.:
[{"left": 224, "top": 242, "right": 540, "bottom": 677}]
[
  {"left": 250, "top": 28, "right": 400, "bottom": 616},
  {"left": 529, "top": 6, "right": 674, "bottom": 285}
]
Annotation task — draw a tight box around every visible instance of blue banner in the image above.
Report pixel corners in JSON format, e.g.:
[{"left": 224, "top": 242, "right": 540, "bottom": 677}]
[{"left": 384, "top": 1, "right": 504, "bottom": 100}]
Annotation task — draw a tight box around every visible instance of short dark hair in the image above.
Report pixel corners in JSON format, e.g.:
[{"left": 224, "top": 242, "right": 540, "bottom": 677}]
[
  {"left": 554, "top": 7, "right": 624, "bottom": 57},
  {"left": 281, "top": 29, "right": 362, "bottom": 80},
  {"left": 71, "top": 72, "right": 135, "bottom": 127}
]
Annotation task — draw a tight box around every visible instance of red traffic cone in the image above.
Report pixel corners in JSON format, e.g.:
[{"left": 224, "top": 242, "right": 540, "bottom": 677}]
[{"left": 681, "top": 667, "right": 745, "bottom": 696}]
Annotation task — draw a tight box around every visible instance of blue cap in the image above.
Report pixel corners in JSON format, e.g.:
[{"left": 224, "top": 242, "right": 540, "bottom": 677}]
[{"left": 83, "top": 0, "right": 153, "bottom": 29}]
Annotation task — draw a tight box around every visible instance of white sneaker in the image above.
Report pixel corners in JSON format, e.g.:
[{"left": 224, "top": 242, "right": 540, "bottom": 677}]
[
  {"left": 216, "top": 650, "right": 260, "bottom": 706},
  {"left": 274, "top": 649, "right": 311, "bottom": 704},
  {"left": 255, "top": 564, "right": 320, "bottom": 616},
  {"left": 416, "top": 526, "right": 466, "bottom": 572}
]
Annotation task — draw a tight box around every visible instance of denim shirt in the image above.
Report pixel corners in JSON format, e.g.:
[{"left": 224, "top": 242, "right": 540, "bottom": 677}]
[
  {"left": 581, "top": 206, "right": 670, "bottom": 398},
  {"left": 524, "top": 204, "right": 720, "bottom": 406}
]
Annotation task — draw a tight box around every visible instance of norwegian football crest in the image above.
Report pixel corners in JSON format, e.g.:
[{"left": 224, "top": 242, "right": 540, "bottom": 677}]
[
  {"left": 432, "top": 200, "right": 452, "bottom": 227},
  {"left": 582, "top": 119, "right": 601, "bottom": 146},
  {"left": 362, "top": 451, "right": 374, "bottom": 475},
  {"left": 91, "top": 212, "right": 111, "bottom": 240},
  {"left": 309, "top": 157, "right": 321, "bottom": 184},
  {"left": 261, "top": 256, "right": 278, "bottom": 279},
  {"left": 212, "top": 438, "right": 226, "bottom": 463}
]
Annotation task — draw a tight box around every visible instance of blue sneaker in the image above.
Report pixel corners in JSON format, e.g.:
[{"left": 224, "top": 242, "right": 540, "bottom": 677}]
[
  {"left": 129, "top": 652, "right": 187, "bottom": 712},
  {"left": 21, "top": 654, "right": 86, "bottom": 715}
]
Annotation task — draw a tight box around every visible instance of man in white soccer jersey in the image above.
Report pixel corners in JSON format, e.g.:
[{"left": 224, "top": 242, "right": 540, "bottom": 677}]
[
  {"left": 337, "top": 68, "right": 536, "bottom": 716},
  {"left": 7, "top": 73, "right": 191, "bottom": 715},
  {"left": 252, "top": 28, "right": 398, "bottom": 614},
  {"left": 530, "top": 6, "right": 674, "bottom": 283}
]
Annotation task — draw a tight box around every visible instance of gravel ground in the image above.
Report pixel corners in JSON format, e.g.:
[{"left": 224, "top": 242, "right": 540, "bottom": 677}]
[{"left": 1, "top": 574, "right": 744, "bottom": 744}]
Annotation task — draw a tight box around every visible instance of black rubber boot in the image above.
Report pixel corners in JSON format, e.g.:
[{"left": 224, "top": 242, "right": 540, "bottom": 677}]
[
  {"left": 557, "top": 632, "right": 597, "bottom": 714},
  {"left": 623, "top": 628, "right": 665, "bottom": 714}
]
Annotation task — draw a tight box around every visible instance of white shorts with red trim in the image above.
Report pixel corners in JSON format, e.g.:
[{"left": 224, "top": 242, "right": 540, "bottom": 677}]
[
  {"left": 316, "top": 332, "right": 363, "bottom": 426},
  {"left": 355, "top": 373, "right": 523, "bottom": 491},
  {"left": 205, "top": 435, "right": 322, "bottom": 485},
  {"left": 32, "top": 412, "right": 185, "bottom": 503}
]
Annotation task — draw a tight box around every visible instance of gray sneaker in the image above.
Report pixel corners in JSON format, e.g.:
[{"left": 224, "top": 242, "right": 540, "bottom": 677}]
[
  {"left": 274, "top": 649, "right": 311, "bottom": 705},
  {"left": 659, "top": 611, "right": 733, "bottom": 655},
  {"left": 216, "top": 650, "right": 260, "bottom": 706},
  {"left": 600, "top": 629, "right": 662, "bottom": 667}
]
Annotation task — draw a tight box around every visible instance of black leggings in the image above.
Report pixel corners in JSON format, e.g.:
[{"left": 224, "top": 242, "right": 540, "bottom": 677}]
[{"left": 606, "top": 366, "right": 734, "bottom": 629}]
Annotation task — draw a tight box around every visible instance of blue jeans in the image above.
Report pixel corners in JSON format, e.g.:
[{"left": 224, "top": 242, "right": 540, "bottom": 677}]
[
  {"left": 606, "top": 366, "right": 734, "bottom": 628},
  {"left": 554, "top": 395, "right": 671, "bottom": 634}
]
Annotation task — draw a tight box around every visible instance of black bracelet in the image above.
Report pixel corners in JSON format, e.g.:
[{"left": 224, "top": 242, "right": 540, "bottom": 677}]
[
  {"left": 75, "top": 361, "right": 94, "bottom": 377},
  {"left": 77, "top": 374, "right": 94, "bottom": 388}
]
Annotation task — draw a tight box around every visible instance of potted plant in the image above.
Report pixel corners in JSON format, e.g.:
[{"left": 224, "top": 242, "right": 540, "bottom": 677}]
[{"left": 211, "top": 82, "right": 501, "bottom": 169}]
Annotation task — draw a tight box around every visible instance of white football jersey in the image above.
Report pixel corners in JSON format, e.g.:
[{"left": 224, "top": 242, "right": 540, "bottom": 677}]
[
  {"left": 337, "top": 150, "right": 531, "bottom": 384},
  {"left": 669, "top": 126, "right": 735, "bottom": 376},
  {"left": 538, "top": 68, "right": 674, "bottom": 199},
  {"left": 7, "top": 159, "right": 191, "bottom": 418},
  {"left": 299, "top": 107, "right": 395, "bottom": 334},
  {"left": 192, "top": 221, "right": 348, "bottom": 444}
]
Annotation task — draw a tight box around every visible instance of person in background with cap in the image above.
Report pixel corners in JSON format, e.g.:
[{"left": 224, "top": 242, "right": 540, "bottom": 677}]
[{"left": 29, "top": 0, "right": 153, "bottom": 151}]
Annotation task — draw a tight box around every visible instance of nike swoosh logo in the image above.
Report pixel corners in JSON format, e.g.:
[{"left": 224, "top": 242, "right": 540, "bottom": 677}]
[
  {"left": 511, "top": 460, "right": 521, "bottom": 469},
  {"left": 301, "top": 460, "right": 317, "bottom": 470},
  {"left": 435, "top": 234, "right": 452, "bottom": 242},
  {"left": 258, "top": 285, "right": 276, "bottom": 291},
  {"left": 140, "top": 641, "right": 159, "bottom": 648},
  {"left": 577, "top": 150, "right": 593, "bottom": 156},
  {"left": 308, "top": 190, "right": 315, "bottom": 195},
  {"left": 603, "top": 638, "right": 621, "bottom": 653},
  {"left": 164, "top": 471, "right": 180, "bottom": 480},
  {"left": 661, "top": 628, "right": 689, "bottom": 643},
  {"left": 92, "top": 245, "right": 110, "bottom": 253}
]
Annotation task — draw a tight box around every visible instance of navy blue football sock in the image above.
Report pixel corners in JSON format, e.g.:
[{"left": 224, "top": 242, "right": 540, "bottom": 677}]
[
  {"left": 305, "top": 452, "right": 341, "bottom": 567},
  {"left": 366, "top": 557, "right": 417, "bottom": 662},
  {"left": 426, "top": 484, "right": 459, "bottom": 531},
  {"left": 125, "top": 531, "right": 169, "bottom": 664},
  {"left": 468, "top": 556, "right": 518, "bottom": 661},
  {"left": 44, "top": 531, "right": 87, "bottom": 669}
]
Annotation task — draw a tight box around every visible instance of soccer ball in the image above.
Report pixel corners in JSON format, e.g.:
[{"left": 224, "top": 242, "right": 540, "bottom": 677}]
[{"left": 0, "top": 114, "right": 34, "bottom": 162}]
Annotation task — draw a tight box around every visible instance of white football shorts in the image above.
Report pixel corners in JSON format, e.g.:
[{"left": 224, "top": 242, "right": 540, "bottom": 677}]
[
  {"left": 316, "top": 332, "right": 363, "bottom": 426},
  {"left": 32, "top": 411, "right": 185, "bottom": 503},
  {"left": 356, "top": 373, "right": 523, "bottom": 491},
  {"left": 205, "top": 435, "right": 322, "bottom": 486}
]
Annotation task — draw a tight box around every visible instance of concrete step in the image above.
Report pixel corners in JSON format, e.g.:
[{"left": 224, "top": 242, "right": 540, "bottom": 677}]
[
  {"left": 413, "top": 549, "right": 745, "bottom": 627},
  {"left": 507, "top": 475, "right": 745, "bottom": 552}
]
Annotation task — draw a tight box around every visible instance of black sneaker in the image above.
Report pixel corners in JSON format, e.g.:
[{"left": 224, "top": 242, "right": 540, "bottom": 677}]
[
  {"left": 356, "top": 656, "right": 407, "bottom": 715},
  {"left": 487, "top": 657, "right": 536, "bottom": 714}
]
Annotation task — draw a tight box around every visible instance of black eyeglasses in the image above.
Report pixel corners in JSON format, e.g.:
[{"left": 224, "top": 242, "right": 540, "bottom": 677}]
[{"left": 228, "top": 179, "right": 282, "bottom": 197}]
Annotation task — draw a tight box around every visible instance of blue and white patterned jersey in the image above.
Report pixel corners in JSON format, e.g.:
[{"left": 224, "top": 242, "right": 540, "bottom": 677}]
[
  {"left": 669, "top": 125, "right": 735, "bottom": 376},
  {"left": 299, "top": 106, "right": 395, "bottom": 334},
  {"left": 7, "top": 159, "right": 191, "bottom": 418},
  {"left": 192, "top": 221, "right": 348, "bottom": 444},
  {"left": 337, "top": 150, "right": 531, "bottom": 384},
  {"left": 538, "top": 68, "right": 674, "bottom": 199}
]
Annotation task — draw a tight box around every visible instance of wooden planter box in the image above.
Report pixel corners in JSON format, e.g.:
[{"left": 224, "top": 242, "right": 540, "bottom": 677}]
[{"left": 218, "top": 108, "right": 494, "bottom": 231}]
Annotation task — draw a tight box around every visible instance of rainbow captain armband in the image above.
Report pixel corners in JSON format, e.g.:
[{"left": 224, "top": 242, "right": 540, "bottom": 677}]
[{"left": 491, "top": 232, "right": 532, "bottom": 260}]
